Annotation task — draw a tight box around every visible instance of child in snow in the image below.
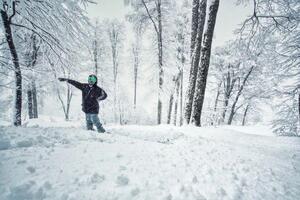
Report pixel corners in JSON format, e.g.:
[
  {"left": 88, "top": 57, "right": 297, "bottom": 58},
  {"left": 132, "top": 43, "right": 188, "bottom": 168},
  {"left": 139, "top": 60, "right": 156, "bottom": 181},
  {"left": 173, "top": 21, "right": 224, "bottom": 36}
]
[{"left": 58, "top": 75, "right": 107, "bottom": 133}]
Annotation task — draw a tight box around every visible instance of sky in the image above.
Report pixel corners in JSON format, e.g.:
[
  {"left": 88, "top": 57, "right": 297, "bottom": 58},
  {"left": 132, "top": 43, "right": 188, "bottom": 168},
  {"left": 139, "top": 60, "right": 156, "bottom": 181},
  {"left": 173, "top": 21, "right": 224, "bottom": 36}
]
[{"left": 86, "top": 0, "right": 252, "bottom": 47}]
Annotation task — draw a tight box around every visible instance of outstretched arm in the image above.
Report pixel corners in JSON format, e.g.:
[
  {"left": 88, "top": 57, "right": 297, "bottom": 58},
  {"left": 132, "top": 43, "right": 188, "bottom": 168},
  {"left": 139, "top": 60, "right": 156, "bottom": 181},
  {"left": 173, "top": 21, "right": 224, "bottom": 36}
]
[
  {"left": 97, "top": 88, "right": 107, "bottom": 101},
  {"left": 58, "top": 78, "right": 84, "bottom": 90}
]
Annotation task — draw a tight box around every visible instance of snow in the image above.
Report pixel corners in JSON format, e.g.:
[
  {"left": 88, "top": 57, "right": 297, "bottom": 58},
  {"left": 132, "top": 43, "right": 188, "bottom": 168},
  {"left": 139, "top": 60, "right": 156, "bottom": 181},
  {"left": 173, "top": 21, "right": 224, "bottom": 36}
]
[{"left": 0, "top": 122, "right": 299, "bottom": 200}]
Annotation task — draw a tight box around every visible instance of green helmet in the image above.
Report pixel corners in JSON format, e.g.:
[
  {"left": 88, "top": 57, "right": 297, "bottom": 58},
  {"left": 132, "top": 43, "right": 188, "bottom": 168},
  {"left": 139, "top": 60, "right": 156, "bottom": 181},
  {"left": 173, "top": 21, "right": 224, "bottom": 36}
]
[{"left": 88, "top": 75, "right": 97, "bottom": 85}]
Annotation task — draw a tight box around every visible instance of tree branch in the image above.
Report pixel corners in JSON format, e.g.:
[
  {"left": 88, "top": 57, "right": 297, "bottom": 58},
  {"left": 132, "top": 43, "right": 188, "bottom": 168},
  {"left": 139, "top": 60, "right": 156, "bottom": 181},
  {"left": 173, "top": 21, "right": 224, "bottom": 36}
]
[{"left": 141, "top": 0, "right": 159, "bottom": 35}]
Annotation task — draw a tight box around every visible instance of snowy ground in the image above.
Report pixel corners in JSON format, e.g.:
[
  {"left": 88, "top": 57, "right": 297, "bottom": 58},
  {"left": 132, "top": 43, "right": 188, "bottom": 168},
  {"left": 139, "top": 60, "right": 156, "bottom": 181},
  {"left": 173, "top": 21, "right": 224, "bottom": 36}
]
[{"left": 0, "top": 120, "right": 299, "bottom": 200}]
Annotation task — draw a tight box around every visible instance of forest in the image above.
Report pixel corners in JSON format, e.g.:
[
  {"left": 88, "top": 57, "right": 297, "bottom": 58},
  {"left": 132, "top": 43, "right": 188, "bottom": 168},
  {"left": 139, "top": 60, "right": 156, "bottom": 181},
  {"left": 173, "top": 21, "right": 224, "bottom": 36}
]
[
  {"left": 0, "top": 0, "right": 299, "bottom": 136},
  {"left": 0, "top": 1, "right": 300, "bottom": 199}
]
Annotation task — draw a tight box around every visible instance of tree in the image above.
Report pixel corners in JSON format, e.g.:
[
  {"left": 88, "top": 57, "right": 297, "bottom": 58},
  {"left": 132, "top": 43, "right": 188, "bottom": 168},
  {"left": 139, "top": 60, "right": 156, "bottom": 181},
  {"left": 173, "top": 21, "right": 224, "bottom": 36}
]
[
  {"left": 190, "top": 0, "right": 220, "bottom": 126},
  {"left": 140, "top": 0, "right": 164, "bottom": 124},
  {"left": 0, "top": 0, "right": 91, "bottom": 125},
  {"left": 24, "top": 34, "right": 40, "bottom": 119},
  {"left": 172, "top": 0, "right": 190, "bottom": 126},
  {"left": 131, "top": 21, "right": 144, "bottom": 109},
  {"left": 209, "top": 39, "right": 270, "bottom": 126},
  {"left": 227, "top": 65, "right": 255, "bottom": 125},
  {"left": 184, "top": 0, "right": 207, "bottom": 124},
  {"left": 91, "top": 20, "right": 108, "bottom": 78},
  {"left": 1, "top": 1, "right": 22, "bottom": 125},
  {"left": 106, "top": 19, "right": 124, "bottom": 123},
  {"left": 239, "top": 0, "right": 300, "bottom": 135},
  {"left": 47, "top": 56, "right": 73, "bottom": 121}
]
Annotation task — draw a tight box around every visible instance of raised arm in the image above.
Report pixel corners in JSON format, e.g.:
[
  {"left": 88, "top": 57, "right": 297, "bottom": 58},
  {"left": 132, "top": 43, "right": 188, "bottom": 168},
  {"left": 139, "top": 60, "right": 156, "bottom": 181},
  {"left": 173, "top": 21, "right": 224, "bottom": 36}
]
[{"left": 58, "top": 78, "right": 84, "bottom": 90}]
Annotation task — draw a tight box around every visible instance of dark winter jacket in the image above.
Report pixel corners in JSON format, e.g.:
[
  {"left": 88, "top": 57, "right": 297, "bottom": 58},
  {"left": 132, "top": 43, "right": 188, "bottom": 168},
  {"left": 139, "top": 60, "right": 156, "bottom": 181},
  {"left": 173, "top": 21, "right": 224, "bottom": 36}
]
[{"left": 66, "top": 79, "right": 107, "bottom": 114}]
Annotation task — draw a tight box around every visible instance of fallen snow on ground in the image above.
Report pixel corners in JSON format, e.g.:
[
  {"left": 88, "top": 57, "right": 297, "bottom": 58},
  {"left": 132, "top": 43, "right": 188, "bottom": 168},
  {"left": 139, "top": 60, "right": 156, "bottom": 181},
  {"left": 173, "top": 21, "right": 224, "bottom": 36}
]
[{"left": 0, "top": 123, "right": 299, "bottom": 200}]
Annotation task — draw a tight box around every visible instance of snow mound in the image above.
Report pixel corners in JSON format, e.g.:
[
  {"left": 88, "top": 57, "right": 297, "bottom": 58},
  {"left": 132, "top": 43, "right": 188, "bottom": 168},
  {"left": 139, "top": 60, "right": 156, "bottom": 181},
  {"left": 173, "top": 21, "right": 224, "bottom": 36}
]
[
  {"left": 23, "top": 115, "right": 83, "bottom": 128},
  {"left": 0, "top": 137, "right": 11, "bottom": 150},
  {"left": 109, "top": 125, "right": 183, "bottom": 143},
  {"left": 0, "top": 125, "right": 299, "bottom": 200},
  {"left": 7, "top": 181, "right": 46, "bottom": 200}
]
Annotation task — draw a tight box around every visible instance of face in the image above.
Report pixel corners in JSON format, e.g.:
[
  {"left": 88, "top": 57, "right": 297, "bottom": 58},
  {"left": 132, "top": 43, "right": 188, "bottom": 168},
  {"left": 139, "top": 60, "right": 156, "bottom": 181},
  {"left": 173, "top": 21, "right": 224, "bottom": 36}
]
[{"left": 88, "top": 76, "right": 97, "bottom": 86}]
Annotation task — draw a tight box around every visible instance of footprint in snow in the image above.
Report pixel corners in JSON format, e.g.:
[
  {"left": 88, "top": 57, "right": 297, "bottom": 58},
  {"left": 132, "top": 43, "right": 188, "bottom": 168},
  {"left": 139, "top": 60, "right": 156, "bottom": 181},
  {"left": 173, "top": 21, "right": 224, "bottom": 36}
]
[
  {"left": 116, "top": 153, "right": 123, "bottom": 158},
  {"left": 17, "top": 140, "right": 33, "bottom": 148},
  {"left": 43, "top": 181, "right": 52, "bottom": 190},
  {"left": 90, "top": 173, "right": 105, "bottom": 184},
  {"left": 232, "top": 173, "right": 239, "bottom": 181},
  {"left": 165, "top": 194, "right": 172, "bottom": 200},
  {"left": 192, "top": 176, "right": 198, "bottom": 184},
  {"left": 217, "top": 188, "right": 227, "bottom": 197},
  {"left": 116, "top": 175, "right": 129, "bottom": 186},
  {"left": 242, "top": 167, "right": 250, "bottom": 173},
  {"left": 26, "top": 166, "right": 36, "bottom": 174},
  {"left": 119, "top": 166, "right": 127, "bottom": 171},
  {"left": 7, "top": 180, "right": 46, "bottom": 200},
  {"left": 17, "top": 160, "right": 27, "bottom": 165},
  {"left": 131, "top": 188, "right": 140, "bottom": 196}
]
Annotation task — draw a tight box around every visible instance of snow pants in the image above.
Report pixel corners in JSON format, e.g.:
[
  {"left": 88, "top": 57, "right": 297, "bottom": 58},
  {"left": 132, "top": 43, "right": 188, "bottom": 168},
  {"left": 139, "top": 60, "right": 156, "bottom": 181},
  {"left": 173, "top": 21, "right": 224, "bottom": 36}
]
[{"left": 85, "top": 113, "right": 105, "bottom": 133}]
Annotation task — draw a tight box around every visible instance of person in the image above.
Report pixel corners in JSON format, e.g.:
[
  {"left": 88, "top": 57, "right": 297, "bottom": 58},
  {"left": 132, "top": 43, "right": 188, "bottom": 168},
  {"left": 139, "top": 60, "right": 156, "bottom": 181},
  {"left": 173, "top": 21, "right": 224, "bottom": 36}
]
[{"left": 58, "top": 75, "right": 107, "bottom": 133}]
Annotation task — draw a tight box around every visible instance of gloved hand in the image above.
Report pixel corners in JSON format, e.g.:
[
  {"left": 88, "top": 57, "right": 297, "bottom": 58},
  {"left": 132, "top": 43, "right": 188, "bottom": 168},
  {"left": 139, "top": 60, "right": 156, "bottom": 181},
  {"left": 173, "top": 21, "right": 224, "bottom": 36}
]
[{"left": 58, "top": 78, "right": 67, "bottom": 82}]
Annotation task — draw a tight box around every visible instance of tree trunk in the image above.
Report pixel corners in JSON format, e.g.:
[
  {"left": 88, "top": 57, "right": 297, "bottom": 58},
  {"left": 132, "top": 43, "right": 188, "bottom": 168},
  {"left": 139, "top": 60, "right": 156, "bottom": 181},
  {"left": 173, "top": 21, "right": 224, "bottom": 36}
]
[
  {"left": 157, "top": 0, "right": 163, "bottom": 124},
  {"left": 190, "top": 0, "right": 200, "bottom": 57},
  {"left": 167, "top": 92, "right": 174, "bottom": 124},
  {"left": 211, "top": 81, "right": 222, "bottom": 125},
  {"left": 228, "top": 66, "right": 254, "bottom": 125},
  {"left": 56, "top": 82, "right": 72, "bottom": 121},
  {"left": 214, "top": 81, "right": 222, "bottom": 112},
  {"left": 32, "top": 81, "right": 38, "bottom": 118},
  {"left": 179, "top": 35, "right": 185, "bottom": 126},
  {"left": 184, "top": 0, "right": 207, "bottom": 124},
  {"left": 27, "top": 86, "right": 34, "bottom": 119},
  {"left": 26, "top": 34, "right": 39, "bottom": 119},
  {"left": 173, "top": 76, "right": 180, "bottom": 125},
  {"left": 1, "top": 9, "right": 22, "bottom": 126},
  {"left": 109, "top": 25, "right": 119, "bottom": 123},
  {"left": 65, "top": 83, "right": 72, "bottom": 121},
  {"left": 133, "top": 54, "right": 138, "bottom": 109},
  {"left": 93, "top": 39, "right": 98, "bottom": 76},
  {"left": 141, "top": 0, "right": 164, "bottom": 124},
  {"left": 179, "top": 70, "right": 183, "bottom": 126},
  {"left": 167, "top": 76, "right": 178, "bottom": 124},
  {"left": 48, "top": 59, "right": 72, "bottom": 121},
  {"left": 221, "top": 64, "right": 237, "bottom": 123},
  {"left": 190, "top": 0, "right": 220, "bottom": 126},
  {"left": 298, "top": 93, "right": 300, "bottom": 122},
  {"left": 242, "top": 104, "right": 250, "bottom": 126},
  {"left": 133, "top": 41, "right": 140, "bottom": 109}
]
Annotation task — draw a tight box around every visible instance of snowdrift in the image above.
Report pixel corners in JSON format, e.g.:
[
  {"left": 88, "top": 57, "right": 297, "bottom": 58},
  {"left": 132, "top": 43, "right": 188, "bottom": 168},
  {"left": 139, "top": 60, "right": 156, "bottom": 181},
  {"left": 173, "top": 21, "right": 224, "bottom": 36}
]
[{"left": 0, "top": 122, "right": 299, "bottom": 200}]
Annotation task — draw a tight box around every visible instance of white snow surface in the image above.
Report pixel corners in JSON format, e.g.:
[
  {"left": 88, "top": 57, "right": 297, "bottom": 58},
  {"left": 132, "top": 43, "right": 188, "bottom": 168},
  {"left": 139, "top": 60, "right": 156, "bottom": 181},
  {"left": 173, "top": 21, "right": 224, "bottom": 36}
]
[{"left": 0, "top": 122, "right": 299, "bottom": 200}]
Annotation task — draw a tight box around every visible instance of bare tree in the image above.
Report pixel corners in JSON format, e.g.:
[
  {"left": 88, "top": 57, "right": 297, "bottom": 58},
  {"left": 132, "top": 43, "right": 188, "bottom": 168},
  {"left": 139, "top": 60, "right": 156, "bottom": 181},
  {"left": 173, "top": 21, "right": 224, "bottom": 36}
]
[
  {"left": 107, "top": 20, "right": 124, "bottom": 123},
  {"left": 242, "top": 104, "right": 250, "bottom": 126},
  {"left": 190, "top": 0, "right": 220, "bottom": 126},
  {"left": 184, "top": 0, "right": 207, "bottom": 124},
  {"left": 132, "top": 23, "right": 144, "bottom": 109},
  {"left": 1, "top": 1, "right": 22, "bottom": 125},
  {"left": 239, "top": 0, "right": 299, "bottom": 135},
  {"left": 173, "top": 2, "right": 189, "bottom": 126},
  {"left": 0, "top": 0, "right": 91, "bottom": 125},
  {"left": 141, "top": 0, "right": 164, "bottom": 124},
  {"left": 166, "top": 77, "right": 176, "bottom": 124},
  {"left": 227, "top": 65, "right": 255, "bottom": 125},
  {"left": 48, "top": 57, "right": 73, "bottom": 121},
  {"left": 221, "top": 64, "right": 239, "bottom": 123},
  {"left": 173, "top": 74, "right": 181, "bottom": 125},
  {"left": 25, "top": 34, "right": 40, "bottom": 119}
]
